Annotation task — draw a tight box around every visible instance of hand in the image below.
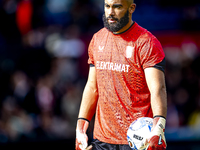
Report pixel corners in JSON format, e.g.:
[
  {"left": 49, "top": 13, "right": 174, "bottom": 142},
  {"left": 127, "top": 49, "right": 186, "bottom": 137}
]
[
  {"left": 147, "top": 116, "right": 167, "bottom": 150},
  {"left": 76, "top": 119, "right": 89, "bottom": 150},
  {"left": 76, "top": 130, "right": 88, "bottom": 150}
]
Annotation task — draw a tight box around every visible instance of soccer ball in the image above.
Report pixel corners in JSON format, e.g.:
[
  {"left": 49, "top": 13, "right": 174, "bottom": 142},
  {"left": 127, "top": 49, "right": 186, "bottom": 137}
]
[{"left": 127, "top": 117, "right": 153, "bottom": 150}]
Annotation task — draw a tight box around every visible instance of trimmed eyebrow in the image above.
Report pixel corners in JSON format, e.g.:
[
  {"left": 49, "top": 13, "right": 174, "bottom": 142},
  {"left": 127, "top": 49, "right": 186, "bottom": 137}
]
[
  {"left": 113, "top": 4, "right": 123, "bottom": 7},
  {"left": 105, "top": 3, "right": 123, "bottom": 8}
]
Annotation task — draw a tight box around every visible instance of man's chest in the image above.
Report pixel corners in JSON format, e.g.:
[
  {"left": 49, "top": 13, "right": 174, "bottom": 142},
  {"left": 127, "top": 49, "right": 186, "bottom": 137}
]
[{"left": 93, "top": 38, "right": 136, "bottom": 73}]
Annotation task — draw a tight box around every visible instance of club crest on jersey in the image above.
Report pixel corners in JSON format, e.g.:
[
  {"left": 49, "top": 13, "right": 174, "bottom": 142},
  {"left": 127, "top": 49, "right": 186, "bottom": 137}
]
[{"left": 126, "top": 46, "right": 134, "bottom": 58}]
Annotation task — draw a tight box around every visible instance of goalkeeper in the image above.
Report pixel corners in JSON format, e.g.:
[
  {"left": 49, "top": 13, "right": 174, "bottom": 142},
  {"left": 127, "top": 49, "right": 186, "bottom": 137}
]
[{"left": 76, "top": 0, "right": 167, "bottom": 150}]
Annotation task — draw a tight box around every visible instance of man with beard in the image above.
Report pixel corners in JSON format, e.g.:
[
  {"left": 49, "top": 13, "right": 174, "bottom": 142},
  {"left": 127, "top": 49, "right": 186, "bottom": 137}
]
[{"left": 76, "top": 0, "right": 167, "bottom": 150}]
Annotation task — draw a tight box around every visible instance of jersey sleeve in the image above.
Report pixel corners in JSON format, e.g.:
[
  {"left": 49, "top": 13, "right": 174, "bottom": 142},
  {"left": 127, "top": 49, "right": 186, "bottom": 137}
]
[
  {"left": 139, "top": 35, "right": 165, "bottom": 71},
  {"left": 88, "top": 35, "right": 95, "bottom": 65}
]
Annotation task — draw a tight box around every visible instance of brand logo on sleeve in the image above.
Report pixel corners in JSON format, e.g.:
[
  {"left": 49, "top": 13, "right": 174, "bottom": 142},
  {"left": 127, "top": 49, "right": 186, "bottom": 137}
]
[{"left": 98, "top": 46, "right": 104, "bottom": 52}]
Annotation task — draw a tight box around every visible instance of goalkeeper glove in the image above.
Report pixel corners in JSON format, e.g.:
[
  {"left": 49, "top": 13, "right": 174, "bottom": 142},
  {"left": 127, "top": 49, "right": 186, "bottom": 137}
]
[
  {"left": 147, "top": 116, "right": 167, "bottom": 150},
  {"left": 76, "top": 118, "right": 89, "bottom": 150}
]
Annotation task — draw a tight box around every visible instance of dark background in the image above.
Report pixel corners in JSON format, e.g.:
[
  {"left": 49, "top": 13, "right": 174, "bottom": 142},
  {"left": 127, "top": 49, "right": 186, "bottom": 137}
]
[{"left": 0, "top": 0, "right": 200, "bottom": 149}]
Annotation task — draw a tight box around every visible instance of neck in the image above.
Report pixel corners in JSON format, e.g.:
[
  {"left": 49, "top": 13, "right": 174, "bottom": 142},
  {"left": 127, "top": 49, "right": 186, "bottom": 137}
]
[{"left": 113, "top": 20, "right": 133, "bottom": 34}]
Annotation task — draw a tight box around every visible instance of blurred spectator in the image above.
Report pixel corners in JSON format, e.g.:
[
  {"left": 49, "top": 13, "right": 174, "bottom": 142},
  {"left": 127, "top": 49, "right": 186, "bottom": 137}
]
[
  {"left": 44, "top": 0, "right": 74, "bottom": 25},
  {"left": 49, "top": 24, "right": 85, "bottom": 58},
  {"left": 16, "top": 0, "right": 33, "bottom": 35},
  {"left": 60, "top": 83, "right": 82, "bottom": 129},
  {"left": 166, "top": 93, "right": 179, "bottom": 128},
  {"left": 33, "top": 111, "right": 72, "bottom": 140},
  {"left": 35, "top": 75, "right": 54, "bottom": 113},
  {"left": 10, "top": 71, "right": 31, "bottom": 108},
  {"left": 0, "top": 96, "right": 34, "bottom": 142}
]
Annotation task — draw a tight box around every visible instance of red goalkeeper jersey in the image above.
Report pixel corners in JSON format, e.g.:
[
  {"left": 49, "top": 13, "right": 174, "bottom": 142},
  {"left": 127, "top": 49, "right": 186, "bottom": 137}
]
[{"left": 88, "top": 22, "right": 165, "bottom": 144}]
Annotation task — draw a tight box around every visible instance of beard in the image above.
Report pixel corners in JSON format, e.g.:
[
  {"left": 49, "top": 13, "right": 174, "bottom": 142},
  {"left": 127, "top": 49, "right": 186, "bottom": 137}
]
[{"left": 103, "top": 10, "right": 130, "bottom": 33}]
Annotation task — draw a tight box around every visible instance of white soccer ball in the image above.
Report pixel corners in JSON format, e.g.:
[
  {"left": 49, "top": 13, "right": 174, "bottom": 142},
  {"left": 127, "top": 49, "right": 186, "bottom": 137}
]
[{"left": 127, "top": 117, "right": 153, "bottom": 150}]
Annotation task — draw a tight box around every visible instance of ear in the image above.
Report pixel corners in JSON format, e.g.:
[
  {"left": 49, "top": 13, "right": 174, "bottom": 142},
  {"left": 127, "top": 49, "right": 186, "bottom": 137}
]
[{"left": 129, "top": 3, "right": 136, "bottom": 14}]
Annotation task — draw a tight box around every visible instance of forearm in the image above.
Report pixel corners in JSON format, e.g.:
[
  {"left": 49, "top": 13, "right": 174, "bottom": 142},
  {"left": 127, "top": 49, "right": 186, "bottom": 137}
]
[
  {"left": 144, "top": 67, "right": 167, "bottom": 118},
  {"left": 78, "top": 83, "right": 98, "bottom": 121},
  {"left": 150, "top": 85, "right": 167, "bottom": 118}
]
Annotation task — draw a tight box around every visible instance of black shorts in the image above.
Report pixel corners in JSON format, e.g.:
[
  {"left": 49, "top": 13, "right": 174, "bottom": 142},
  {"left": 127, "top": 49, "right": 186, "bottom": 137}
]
[{"left": 91, "top": 139, "right": 132, "bottom": 150}]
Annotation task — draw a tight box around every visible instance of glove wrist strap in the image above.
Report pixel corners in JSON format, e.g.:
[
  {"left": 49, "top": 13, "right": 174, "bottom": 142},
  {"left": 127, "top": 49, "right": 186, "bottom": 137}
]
[
  {"left": 78, "top": 118, "right": 90, "bottom": 123},
  {"left": 153, "top": 115, "right": 166, "bottom": 120}
]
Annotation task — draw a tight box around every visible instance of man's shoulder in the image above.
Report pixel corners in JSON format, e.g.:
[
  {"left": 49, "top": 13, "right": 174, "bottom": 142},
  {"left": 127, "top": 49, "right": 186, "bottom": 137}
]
[
  {"left": 91, "top": 27, "right": 109, "bottom": 42},
  {"left": 94, "top": 27, "right": 108, "bottom": 36},
  {"left": 132, "top": 22, "right": 158, "bottom": 41}
]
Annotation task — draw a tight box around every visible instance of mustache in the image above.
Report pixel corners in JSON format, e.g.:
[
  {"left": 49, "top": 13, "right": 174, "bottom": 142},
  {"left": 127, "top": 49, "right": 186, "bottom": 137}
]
[{"left": 107, "top": 16, "right": 119, "bottom": 21}]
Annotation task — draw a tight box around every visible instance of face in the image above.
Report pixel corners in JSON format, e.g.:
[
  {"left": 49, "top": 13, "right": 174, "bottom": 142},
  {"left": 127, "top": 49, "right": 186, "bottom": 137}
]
[
  {"left": 103, "top": 0, "right": 135, "bottom": 33},
  {"left": 103, "top": 9, "right": 129, "bottom": 33}
]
